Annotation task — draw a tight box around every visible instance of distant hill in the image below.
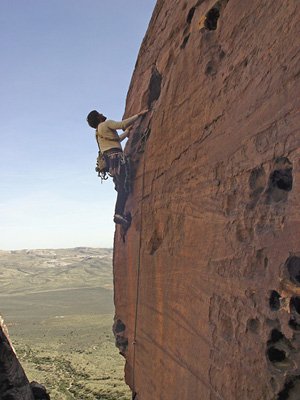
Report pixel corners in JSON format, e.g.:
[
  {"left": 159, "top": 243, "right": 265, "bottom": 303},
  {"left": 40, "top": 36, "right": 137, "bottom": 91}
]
[
  {"left": 0, "top": 247, "right": 113, "bottom": 296},
  {"left": 0, "top": 247, "right": 131, "bottom": 400}
]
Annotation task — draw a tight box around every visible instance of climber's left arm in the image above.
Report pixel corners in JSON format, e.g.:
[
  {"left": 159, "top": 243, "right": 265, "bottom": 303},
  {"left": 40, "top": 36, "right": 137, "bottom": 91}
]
[{"left": 119, "top": 127, "right": 131, "bottom": 142}]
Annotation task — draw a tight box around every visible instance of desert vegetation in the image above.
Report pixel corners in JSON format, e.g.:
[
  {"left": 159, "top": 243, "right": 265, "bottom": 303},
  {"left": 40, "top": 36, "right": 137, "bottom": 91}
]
[{"left": 0, "top": 248, "right": 130, "bottom": 400}]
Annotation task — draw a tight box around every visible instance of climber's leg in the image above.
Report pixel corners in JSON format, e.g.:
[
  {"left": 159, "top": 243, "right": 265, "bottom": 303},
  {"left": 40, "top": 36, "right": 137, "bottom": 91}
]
[
  {"left": 104, "top": 150, "right": 131, "bottom": 229},
  {"left": 113, "top": 167, "right": 131, "bottom": 228},
  {"left": 114, "top": 189, "right": 128, "bottom": 219}
]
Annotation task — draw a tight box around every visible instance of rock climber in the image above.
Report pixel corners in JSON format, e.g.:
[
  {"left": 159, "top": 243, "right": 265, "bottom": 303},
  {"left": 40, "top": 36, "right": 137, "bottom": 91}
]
[{"left": 86, "top": 109, "right": 148, "bottom": 228}]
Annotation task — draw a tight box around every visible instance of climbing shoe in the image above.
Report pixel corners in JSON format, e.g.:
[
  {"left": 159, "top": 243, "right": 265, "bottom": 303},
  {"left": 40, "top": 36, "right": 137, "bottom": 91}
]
[{"left": 114, "top": 214, "right": 131, "bottom": 228}]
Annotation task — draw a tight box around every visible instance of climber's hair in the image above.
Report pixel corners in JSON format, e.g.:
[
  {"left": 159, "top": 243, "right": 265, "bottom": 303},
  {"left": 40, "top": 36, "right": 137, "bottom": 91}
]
[{"left": 86, "top": 110, "right": 101, "bottom": 129}]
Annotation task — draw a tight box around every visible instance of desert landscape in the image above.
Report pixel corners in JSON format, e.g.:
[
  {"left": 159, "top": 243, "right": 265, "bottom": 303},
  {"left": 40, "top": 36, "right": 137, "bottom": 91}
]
[{"left": 0, "top": 247, "right": 130, "bottom": 400}]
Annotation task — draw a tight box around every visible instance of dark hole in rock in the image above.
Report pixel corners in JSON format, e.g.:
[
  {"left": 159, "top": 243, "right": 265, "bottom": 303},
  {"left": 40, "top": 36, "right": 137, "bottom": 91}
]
[
  {"left": 290, "top": 297, "right": 300, "bottom": 314},
  {"left": 265, "top": 160, "right": 293, "bottom": 203},
  {"left": 264, "top": 257, "right": 269, "bottom": 269},
  {"left": 267, "top": 347, "right": 286, "bottom": 363},
  {"left": 147, "top": 67, "right": 162, "bottom": 108},
  {"left": 286, "top": 256, "right": 300, "bottom": 286},
  {"left": 115, "top": 336, "right": 128, "bottom": 354},
  {"left": 246, "top": 318, "right": 260, "bottom": 334},
  {"left": 270, "top": 329, "right": 284, "bottom": 343},
  {"left": 269, "top": 291, "right": 281, "bottom": 311},
  {"left": 180, "top": 34, "right": 190, "bottom": 49},
  {"left": 270, "top": 168, "right": 293, "bottom": 191},
  {"left": 114, "top": 319, "right": 126, "bottom": 333},
  {"left": 267, "top": 329, "right": 295, "bottom": 371},
  {"left": 277, "top": 375, "right": 300, "bottom": 400},
  {"left": 205, "top": 61, "right": 217, "bottom": 76},
  {"left": 289, "top": 297, "right": 300, "bottom": 330},
  {"left": 204, "top": 7, "right": 220, "bottom": 30},
  {"left": 186, "top": 7, "right": 196, "bottom": 23},
  {"left": 219, "top": 49, "right": 226, "bottom": 59},
  {"left": 288, "top": 318, "right": 300, "bottom": 331}
]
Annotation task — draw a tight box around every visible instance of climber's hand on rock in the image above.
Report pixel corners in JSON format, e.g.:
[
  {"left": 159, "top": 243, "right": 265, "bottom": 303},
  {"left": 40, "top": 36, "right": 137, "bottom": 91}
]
[{"left": 138, "top": 109, "right": 149, "bottom": 117}]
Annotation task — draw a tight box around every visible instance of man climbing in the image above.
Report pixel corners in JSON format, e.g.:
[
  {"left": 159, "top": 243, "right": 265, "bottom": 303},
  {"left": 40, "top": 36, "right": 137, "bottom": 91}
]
[{"left": 86, "top": 109, "right": 148, "bottom": 228}]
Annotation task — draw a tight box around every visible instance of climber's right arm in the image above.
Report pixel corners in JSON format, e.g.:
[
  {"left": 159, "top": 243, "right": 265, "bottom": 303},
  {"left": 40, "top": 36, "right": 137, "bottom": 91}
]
[{"left": 106, "top": 109, "right": 148, "bottom": 130}]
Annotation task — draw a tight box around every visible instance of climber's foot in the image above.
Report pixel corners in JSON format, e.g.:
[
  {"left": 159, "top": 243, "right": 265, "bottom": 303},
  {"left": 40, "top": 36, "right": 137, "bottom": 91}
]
[{"left": 114, "top": 213, "right": 131, "bottom": 229}]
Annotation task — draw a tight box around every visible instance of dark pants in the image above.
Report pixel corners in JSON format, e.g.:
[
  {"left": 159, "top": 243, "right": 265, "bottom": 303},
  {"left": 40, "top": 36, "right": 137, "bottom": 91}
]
[{"left": 104, "top": 149, "right": 128, "bottom": 216}]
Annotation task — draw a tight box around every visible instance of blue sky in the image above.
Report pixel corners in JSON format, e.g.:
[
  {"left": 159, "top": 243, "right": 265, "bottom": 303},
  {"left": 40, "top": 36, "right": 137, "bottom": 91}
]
[{"left": 0, "top": 0, "right": 156, "bottom": 249}]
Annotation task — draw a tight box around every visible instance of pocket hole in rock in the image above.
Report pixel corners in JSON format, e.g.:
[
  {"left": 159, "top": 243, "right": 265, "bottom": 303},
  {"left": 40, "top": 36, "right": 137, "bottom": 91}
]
[
  {"left": 289, "top": 297, "right": 300, "bottom": 331},
  {"left": 204, "top": 7, "right": 220, "bottom": 30},
  {"left": 114, "top": 319, "right": 126, "bottom": 334},
  {"left": 266, "top": 329, "right": 292, "bottom": 368},
  {"left": 270, "top": 168, "right": 293, "bottom": 192},
  {"left": 115, "top": 336, "right": 128, "bottom": 356},
  {"left": 186, "top": 6, "right": 196, "bottom": 24},
  {"left": 277, "top": 376, "right": 300, "bottom": 400},
  {"left": 147, "top": 67, "right": 162, "bottom": 108},
  {"left": 205, "top": 61, "right": 217, "bottom": 75},
  {"left": 288, "top": 318, "right": 300, "bottom": 331},
  {"left": 219, "top": 49, "right": 226, "bottom": 59},
  {"left": 246, "top": 318, "right": 260, "bottom": 334},
  {"left": 286, "top": 256, "right": 300, "bottom": 286},
  {"left": 113, "top": 319, "right": 128, "bottom": 355},
  {"left": 269, "top": 290, "right": 281, "bottom": 311},
  {"left": 290, "top": 297, "right": 300, "bottom": 314},
  {"left": 266, "top": 158, "right": 293, "bottom": 203},
  {"left": 180, "top": 34, "right": 190, "bottom": 49},
  {"left": 270, "top": 329, "right": 284, "bottom": 343},
  {"left": 267, "top": 347, "right": 286, "bottom": 363}
]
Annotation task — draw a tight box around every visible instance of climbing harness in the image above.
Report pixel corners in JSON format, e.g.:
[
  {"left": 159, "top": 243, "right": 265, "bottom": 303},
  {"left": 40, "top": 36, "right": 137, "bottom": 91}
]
[
  {"left": 104, "top": 150, "right": 132, "bottom": 194},
  {"left": 94, "top": 130, "right": 133, "bottom": 189}
]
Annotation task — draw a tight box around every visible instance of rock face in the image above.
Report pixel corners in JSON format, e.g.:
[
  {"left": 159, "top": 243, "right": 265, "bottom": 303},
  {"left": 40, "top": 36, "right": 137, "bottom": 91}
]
[
  {"left": 0, "top": 317, "right": 50, "bottom": 400},
  {"left": 113, "top": 0, "right": 300, "bottom": 399},
  {"left": 0, "top": 316, "right": 34, "bottom": 400}
]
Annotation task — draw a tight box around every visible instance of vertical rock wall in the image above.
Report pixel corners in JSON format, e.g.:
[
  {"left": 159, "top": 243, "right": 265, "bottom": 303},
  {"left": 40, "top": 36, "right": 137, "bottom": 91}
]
[
  {"left": 0, "top": 317, "right": 34, "bottom": 400},
  {"left": 113, "top": 0, "right": 300, "bottom": 399}
]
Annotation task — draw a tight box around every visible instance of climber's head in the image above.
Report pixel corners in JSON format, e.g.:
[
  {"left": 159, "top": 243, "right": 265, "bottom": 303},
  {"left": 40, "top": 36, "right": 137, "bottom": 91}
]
[{"left": 86, "top": 110, "right": 106, "bottom": 129}]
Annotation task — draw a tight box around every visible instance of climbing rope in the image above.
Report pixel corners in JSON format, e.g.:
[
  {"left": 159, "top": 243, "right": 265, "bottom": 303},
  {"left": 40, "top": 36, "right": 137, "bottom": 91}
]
[{"left": 132, "top": 116, "right": 152, "bottom": 394}]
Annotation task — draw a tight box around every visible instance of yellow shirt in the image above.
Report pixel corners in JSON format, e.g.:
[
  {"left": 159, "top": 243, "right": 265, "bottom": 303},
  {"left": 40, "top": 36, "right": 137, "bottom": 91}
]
[{"left": 96, "top": 114, "right": 139, "bottom": 153}]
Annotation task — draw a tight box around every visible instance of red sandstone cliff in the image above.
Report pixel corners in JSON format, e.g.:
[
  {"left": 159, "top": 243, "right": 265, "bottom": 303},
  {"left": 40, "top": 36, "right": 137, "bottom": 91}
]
[{"left": 113, "top": 1, "right": 300, "bottom": 399}]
